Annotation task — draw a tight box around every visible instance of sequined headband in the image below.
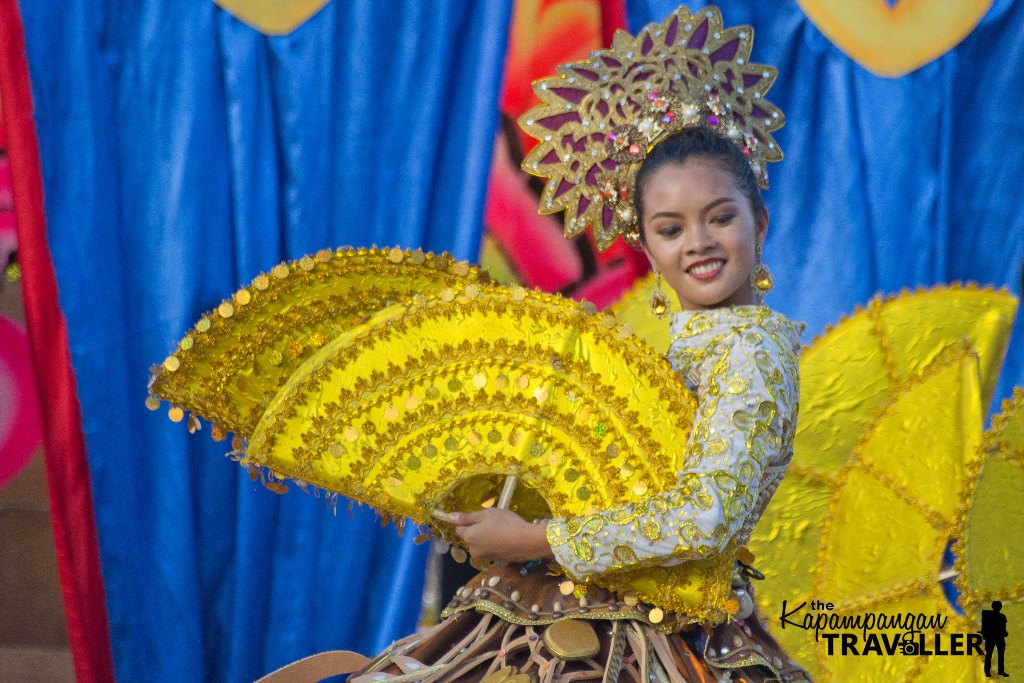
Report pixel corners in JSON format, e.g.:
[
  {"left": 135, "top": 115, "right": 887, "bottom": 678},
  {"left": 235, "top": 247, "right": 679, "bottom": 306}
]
[{"left": 518, "top": 5, "right": 785, "bottom": 251}]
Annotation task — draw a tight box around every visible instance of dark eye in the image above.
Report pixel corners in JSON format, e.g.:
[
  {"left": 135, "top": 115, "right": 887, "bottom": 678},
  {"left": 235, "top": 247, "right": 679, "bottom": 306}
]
[
  {"left": 657, "top": 225, "right": 681, "bottom": 237},
  {"left": 711, "top": 213, "right": 734, "bottom": 225}
]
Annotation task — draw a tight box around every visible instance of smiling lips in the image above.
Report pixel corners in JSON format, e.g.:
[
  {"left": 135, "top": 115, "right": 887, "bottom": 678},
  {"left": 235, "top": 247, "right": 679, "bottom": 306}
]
[{"left": 686, "top": 258, "right": 725, "bottom": 281}]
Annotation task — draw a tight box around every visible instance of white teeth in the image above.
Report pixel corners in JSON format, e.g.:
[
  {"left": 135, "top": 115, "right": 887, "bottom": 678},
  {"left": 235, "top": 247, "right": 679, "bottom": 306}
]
[{"left": 688, "top": 260, "right": 723, "bottom": 276}]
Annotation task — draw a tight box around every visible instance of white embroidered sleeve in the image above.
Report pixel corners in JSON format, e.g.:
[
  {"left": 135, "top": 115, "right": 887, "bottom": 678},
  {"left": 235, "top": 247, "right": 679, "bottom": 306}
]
[{"left": 545, "top": 330, "right": 792, "bottom": 579}]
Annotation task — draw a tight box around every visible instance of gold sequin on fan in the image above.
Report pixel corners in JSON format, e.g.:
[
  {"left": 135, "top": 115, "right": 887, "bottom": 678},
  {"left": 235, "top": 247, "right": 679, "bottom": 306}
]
[
  {"left": 168, "top": 406, "right": 184, "bottom": 422},
  {"left": 218, "top": 302, "right": 234, "bottom": 318},
  {"left": 163, "top": 356, "right": 180, "bottom": 372}
]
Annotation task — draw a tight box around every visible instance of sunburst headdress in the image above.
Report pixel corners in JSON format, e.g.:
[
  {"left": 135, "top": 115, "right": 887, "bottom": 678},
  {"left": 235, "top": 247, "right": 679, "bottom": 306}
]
[{"left": 518, "top": 5, "right": 785, "bottom": 251}]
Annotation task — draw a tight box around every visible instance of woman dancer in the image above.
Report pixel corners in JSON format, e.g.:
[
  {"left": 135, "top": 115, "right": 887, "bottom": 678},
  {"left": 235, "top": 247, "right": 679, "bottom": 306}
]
[{"left": 350, "top": 7, "right": 811, "bottom": 681}]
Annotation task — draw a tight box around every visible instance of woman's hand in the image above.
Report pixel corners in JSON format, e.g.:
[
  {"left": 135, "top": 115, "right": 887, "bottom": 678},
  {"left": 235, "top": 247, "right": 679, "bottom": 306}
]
[{"left": 450, "top": 508, "right": 554, "bottom": 563}]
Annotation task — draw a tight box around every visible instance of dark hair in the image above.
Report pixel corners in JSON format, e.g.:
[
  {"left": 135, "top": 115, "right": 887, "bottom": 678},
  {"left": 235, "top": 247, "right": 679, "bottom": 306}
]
[{"left": 634, "top": 127, "right": 765, "bottom": 244}]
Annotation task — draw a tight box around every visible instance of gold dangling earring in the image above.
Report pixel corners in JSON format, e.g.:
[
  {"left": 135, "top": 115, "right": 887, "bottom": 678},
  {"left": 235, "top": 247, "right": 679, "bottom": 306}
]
[
  {"left": 750, "top": 244, "right": 774, "bottom": 296},
  {"left": 650, "top": 271, "right": 670, "bottom": 318}
]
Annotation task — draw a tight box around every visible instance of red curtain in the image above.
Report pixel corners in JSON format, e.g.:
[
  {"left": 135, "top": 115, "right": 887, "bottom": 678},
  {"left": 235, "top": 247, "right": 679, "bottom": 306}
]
[{"left": 0, "top": 1, "right": 114, "bottom": 680}]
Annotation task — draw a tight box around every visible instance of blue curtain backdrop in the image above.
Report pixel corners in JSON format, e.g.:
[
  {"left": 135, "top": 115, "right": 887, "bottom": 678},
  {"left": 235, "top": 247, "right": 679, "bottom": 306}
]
[
  {"left": 628, "top": 0, "right": 1024, "bottom": 411},
  {"left": 17, "top": 0, "right": 1024, "bottom": 680},
  {"left": 18, "top": 1, "right": 512, "bottom": 681}
]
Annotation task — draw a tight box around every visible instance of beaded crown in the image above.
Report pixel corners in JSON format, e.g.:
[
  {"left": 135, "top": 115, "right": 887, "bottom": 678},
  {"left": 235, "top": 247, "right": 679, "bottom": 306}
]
[{"left": 518, "top": 5, "right": 785, "bottom": 251}]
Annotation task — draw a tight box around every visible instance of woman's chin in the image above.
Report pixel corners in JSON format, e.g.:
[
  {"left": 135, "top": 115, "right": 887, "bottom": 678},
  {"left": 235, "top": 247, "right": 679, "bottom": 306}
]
[{"left": 678, "top": 286, "right": 756, "bottom": 310}]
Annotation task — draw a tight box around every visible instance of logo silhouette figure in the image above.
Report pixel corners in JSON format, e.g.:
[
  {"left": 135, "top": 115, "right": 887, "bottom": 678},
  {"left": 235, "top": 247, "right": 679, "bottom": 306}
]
[{"left": 981, "top": 600, "right": 1009, "bottom": 678}]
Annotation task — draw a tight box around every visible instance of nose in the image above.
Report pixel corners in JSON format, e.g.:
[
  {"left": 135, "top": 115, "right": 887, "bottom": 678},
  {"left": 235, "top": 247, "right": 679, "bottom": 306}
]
[{"left": 684, "top": 221, "right": 716, "bottom": 254}]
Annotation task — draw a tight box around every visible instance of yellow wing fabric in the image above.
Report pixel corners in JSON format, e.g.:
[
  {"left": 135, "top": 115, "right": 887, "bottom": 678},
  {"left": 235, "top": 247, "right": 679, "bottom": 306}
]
[
  {"left": 955, "top": 388, "right": 1024, "bottom": 680},
  {"left": 748, "top": 286, "right": 1017, "bottom": 682},
  {"left": 148, "top": 248, "right": 488, "bottom": 435}
]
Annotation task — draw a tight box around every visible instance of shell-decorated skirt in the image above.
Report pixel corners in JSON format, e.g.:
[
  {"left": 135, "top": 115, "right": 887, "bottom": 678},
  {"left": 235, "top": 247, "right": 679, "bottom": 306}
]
[{"left": 350, "top": 562, "right": 810, "bottom": 683}]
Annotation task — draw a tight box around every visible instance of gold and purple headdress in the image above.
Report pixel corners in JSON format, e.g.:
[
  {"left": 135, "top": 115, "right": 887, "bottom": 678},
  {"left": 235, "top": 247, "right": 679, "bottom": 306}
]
[{"left": 518, "top": 5, "right": 785, "bottom": 251}]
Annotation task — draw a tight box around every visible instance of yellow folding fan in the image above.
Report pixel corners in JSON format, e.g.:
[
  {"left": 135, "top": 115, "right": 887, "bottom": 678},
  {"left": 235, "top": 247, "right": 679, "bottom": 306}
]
[
  {"left": 149, "top": 247, "right": 489, "bottom": 436},
  {"left": 150, "top": 249, "right": 736, "bottom": 624}
]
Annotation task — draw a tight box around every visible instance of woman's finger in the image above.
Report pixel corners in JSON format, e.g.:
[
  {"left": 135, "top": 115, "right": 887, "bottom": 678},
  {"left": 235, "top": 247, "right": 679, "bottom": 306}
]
[{"left": 449, "top": 510, "right": 483, "bottom": 526}]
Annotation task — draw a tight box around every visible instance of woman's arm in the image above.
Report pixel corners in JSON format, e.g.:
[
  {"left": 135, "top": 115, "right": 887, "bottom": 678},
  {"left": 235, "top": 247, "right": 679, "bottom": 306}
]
[{"left": 545, "top": 329, "right": 797, "bottom": 579}]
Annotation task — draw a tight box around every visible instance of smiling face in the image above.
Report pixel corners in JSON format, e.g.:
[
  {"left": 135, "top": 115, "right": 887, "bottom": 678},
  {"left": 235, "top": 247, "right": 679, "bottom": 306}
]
[{"left": 639, "top": 158, "right": 767, "bottom": 311}]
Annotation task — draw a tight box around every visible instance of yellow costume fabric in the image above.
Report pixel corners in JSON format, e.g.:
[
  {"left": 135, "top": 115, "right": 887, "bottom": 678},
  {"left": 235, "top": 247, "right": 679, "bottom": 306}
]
[{"left": 548, "top": 306, "right": 802, "bottom": 579}]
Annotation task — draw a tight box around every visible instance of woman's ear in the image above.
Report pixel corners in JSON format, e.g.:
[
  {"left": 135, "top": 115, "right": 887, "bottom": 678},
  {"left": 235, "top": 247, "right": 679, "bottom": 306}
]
[
  {"left": 755, "top": 207, "right": 769, "bottom": 250},
  {"left": 639, "top": 240, "right": 656, "bottom": 271}
]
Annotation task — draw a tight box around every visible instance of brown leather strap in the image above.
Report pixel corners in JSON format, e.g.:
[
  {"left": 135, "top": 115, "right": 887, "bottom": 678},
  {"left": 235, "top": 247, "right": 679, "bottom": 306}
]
[{"left": 255, "top": 650, "right": 371, "bottom": 683}]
